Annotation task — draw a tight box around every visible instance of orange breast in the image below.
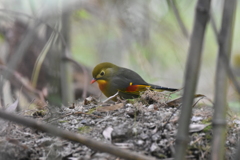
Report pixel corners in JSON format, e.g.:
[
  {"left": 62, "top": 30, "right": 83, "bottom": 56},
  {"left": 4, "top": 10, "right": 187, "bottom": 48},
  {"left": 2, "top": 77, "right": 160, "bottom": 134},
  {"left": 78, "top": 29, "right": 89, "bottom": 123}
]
[{"left": 96, "top": 80, "right": 107, "bottom": 92}]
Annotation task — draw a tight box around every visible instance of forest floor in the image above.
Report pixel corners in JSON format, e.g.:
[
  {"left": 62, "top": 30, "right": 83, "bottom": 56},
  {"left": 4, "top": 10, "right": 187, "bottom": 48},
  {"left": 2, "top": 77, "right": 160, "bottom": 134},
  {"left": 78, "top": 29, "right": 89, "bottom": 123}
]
[{"left": 0, "top": 91, "right": 239, "bottom": 160}]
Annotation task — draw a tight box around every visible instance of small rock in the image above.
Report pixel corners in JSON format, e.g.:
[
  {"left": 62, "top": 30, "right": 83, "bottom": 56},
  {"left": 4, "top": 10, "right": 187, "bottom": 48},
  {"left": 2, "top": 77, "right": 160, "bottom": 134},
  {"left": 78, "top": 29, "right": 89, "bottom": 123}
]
[
  {"left": 191, "top": 116, "right": 203, "bottom": 122},
  {"left": 111, "top": 124, "right": 132, "bottom": 142},
  {"left": 233, "top": 119, "right": 240, "bottom": 125},
  {"left": 89, "top": 120, "right": 95, "bottom": 125},
  {"left": 112, "top": 117, "right": 118, "bottom": 121},
  {"left": 159, "top": 139, "right": 168, "bottom": 147},
  {"left": 80, "top": 119, "right": 87, "bottom": 124},
  {"left": 147, "top": 123, "right": 156, "bottom": 129},
  {"left": 136, "top": 140, "right": 144, "bottom": 145},
  {"left": 148, "top": 104, "right": 155, "bottom": 109},
  {"left": 166, "top": 124, "right": 172, "bottom": 131},
  {"left": 71, "top": 119, "right": 78, "bottom": 125},
  {"left": 150, "top": 143, "right": 160, "bottom": 152},
  {"left": 125, "top": 103, "right": 133, "bottom": 107},
  {"left": 126, "top": 109, "right": 139, "bottom": 118},
  {"left": 139, "top": 133, "right": 149, "bottom": 140},
  {"left": 144, "top": 112, "right": 151, "bottom": 116},
  {"left": 151, "top": 134, "right": 161, "bottom": 141},
  {"left": 102, "top": 126, "right": 113, "bottom": 141},
  {"left": 132, "top": 127, "right": 138, "bottom": 135}
]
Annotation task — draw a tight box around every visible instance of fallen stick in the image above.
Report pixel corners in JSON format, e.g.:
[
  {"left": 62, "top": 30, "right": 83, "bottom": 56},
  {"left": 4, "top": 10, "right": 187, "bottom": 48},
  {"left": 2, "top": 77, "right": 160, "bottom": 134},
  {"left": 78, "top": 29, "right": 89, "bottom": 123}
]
[{"left": 0, "top": 110, "right": 156, "bottom": 160}]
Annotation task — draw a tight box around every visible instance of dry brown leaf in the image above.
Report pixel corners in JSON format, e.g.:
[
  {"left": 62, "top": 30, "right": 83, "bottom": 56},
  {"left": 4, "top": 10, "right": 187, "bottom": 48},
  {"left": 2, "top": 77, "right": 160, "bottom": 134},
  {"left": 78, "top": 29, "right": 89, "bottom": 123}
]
[
  {"left": 166, "top": 97, "right": 182, "bottom": 107},
  {"left": 189, "top": 123, "right": 210, "bottom": 133},
  {"left": 6, "top": 99, "right": 18, "bottom": 113},
  {"left": 97, "top": 103, "right": 124, "bottom": 112},
  {"left": 166, "top": 94, "right": 206, "bottom": 107}
]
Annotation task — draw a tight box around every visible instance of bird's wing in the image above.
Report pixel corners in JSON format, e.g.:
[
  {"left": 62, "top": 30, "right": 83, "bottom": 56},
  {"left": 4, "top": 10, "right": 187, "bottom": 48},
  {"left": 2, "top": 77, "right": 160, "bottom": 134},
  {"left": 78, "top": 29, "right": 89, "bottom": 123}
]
[
  {"left": 111, "top": 68, "right": 150, "bottom": 94},
  {"left": 111, "top": 68, "right": 178, "bottom": 94}
]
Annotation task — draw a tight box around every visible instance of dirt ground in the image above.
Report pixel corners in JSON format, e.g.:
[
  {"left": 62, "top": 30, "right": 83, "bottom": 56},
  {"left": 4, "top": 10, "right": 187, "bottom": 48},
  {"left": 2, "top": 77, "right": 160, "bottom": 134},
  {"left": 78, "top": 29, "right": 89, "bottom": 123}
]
[{"left": 0, "top": 91, "right": 239, "bottom": 160}]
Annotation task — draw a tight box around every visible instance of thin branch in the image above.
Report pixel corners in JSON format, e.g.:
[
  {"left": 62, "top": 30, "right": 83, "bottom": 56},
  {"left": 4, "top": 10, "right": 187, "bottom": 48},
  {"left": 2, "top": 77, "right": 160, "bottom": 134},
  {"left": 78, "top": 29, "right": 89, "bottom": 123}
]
[
  {"left": 0, "top": 9, "right": 68, "bottom": 47},
  {"left": 103, "top": 91, "right": 119, "bottom": 103},
  {"left": 174, "top": 0, "right": 211, "bottom": 160},
  {"left": 169, "top": 0, "right": 189, "bottom": 38},
  {"left": 0, "top": 65, "right": 45, "bottom": 103},
  {"left": 207, "top": 7, "right": 240, "bottom": 95},
  {"left": 0, "top": 110, "right": 156, "bottom": 160},
  {"left": 161, "top": 105, "right": 181, "bottom": 134}
]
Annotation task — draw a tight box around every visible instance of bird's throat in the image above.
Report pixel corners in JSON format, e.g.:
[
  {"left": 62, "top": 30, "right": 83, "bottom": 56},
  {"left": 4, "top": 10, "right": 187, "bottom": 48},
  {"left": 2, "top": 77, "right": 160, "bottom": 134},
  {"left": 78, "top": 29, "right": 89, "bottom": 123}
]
[{"left": 97, "top": 80, "right": 107, "bottom": 92}]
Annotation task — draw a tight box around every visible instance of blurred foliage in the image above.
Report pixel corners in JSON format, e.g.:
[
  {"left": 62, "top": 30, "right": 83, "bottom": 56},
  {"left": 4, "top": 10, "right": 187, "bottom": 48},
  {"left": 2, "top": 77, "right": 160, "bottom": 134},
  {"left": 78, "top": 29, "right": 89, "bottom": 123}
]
[
  {"left": 73, "top": 9, "right": 91, "bottom": 20},
  {"left": 0, "top": 33, "right": 4, "bottom": 42},
  {"left": 69, "top": 0, "right": 240, "bottom": 112},
  {"left": 0, "top": 0, "right": 239, "bottom": 109}
]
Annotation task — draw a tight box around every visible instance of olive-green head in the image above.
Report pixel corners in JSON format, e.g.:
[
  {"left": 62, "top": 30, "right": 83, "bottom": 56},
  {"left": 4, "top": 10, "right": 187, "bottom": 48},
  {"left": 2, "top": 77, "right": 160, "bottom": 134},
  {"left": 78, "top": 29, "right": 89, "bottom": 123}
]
[{"left": 91, "top": 62, "right": 118, "bottom": 83}]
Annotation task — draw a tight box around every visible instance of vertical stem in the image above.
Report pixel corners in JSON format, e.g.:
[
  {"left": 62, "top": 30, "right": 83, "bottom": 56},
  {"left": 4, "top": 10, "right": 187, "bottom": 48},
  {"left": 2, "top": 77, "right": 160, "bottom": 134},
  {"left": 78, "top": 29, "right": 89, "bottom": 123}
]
[
  {"left": 174, "top": 0, "right": 211, "bottom": 159},
  {"left": 211, "top": 0, "right": 236, "bottom": 160},
  {"left": 60, "top": 12, "right": 74, "bottom": 105}
]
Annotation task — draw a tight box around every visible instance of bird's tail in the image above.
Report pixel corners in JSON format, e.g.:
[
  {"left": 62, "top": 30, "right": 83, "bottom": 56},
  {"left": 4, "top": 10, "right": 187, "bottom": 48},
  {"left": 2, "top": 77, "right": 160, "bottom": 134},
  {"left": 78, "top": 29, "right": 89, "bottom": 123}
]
[{"left": 149, "top": 84, "right": 178, "bottom": 92}]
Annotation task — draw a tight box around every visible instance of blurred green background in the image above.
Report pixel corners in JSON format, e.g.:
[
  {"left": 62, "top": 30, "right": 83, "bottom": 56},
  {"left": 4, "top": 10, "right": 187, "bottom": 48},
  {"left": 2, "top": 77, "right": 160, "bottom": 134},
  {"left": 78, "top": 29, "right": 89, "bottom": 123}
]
[
  {"left": 0, "top": 0, "right": 239, "bottom": 109},
  {"left": 69, "top": 0, "right": 240, "bottom": 102}
]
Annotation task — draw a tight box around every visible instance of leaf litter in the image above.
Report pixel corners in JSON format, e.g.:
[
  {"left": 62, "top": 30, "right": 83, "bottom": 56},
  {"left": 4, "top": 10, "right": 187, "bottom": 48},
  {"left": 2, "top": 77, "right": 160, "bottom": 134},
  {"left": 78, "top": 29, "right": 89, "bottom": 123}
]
[{"left": 0, "top": 91, "right": 239, "bottom": 160}]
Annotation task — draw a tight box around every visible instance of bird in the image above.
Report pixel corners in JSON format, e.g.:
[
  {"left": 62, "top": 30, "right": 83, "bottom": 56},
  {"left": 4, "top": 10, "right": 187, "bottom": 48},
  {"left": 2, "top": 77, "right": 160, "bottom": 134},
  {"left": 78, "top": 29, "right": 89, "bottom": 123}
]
[{"left": 91, "top": 62, "right": 178, "bottom": 101}]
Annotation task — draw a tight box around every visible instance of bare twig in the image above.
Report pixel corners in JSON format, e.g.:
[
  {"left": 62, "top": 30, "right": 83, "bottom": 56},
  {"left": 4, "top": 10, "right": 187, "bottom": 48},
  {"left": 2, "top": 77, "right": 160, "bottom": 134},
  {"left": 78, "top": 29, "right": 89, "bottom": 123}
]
[
  {"left": 169, "top": 0, "right": 189, "bottom": 38},
  {"left": 0, "top": 110, "right": 156, "bottom": 160},
  {"left": 192, "top": 96, "right": 205, "bottom": 108},
  {"left": 209, "top": 6, "right": 240, "bottom": 94},
  {"left": 103, "top": 91, "right": 119, "bottom": 103},
  {"left": 0, "top": 65, "right": 45, "bottom": 103},
  {"left": 161, "top": 105, "right": 181, "bottom": 134},
  {"left": 174, "top": 1, "right": 211, "bottom": 160}
]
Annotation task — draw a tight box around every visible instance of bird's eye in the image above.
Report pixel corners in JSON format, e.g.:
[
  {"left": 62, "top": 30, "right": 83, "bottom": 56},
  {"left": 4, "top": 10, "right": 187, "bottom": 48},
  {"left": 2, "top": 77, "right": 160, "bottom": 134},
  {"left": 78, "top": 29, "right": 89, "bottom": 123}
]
[{"left": 100, "top": 71, "right": 105, "bottom": 76}]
